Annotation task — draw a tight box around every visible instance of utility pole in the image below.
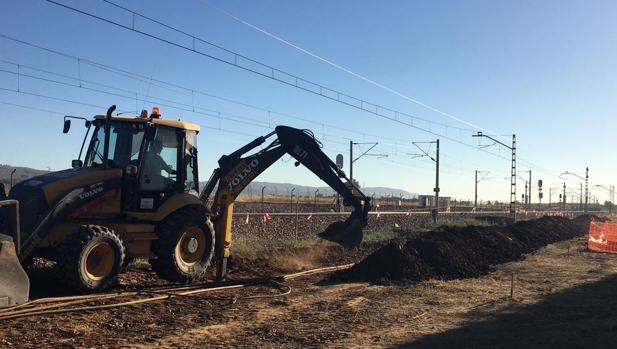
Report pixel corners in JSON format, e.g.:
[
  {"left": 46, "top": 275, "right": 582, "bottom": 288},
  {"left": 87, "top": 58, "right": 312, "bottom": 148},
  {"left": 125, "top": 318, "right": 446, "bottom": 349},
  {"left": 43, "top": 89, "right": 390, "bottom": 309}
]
[
  {"left": 517, "top": 170, "right": 531, "bottom": 209},
  {"left": 473, "top": 132, "right": 516, "bottom": 221},
  {"left": 579, "top": 183, "right": 583, "bottom": 211},
  {"left": 290, "top": 188, "right": 296, "bottom": 211},
  {"left": 608, "top": 185, "right": 615, "bottom": 215},
  {"left": 563, "top": 182, "right": 567, "bottom": 210},
  {"left": 349, "top": 140, "right": 353, "bottom": 183},
  {"left": 524, "top": 182, "right": 528, "bottom": 208},
  {"left": 434, "top": 139, "right": 440, "bottom": 223},
  {"left": 411, "top": 139, "right": 440, "bottom": 223},
  {"left": 592, "top": 184, "right": 615, "bottom": 215},
  {"left": 349, "top": 141, "right": 387, "bottom": 185},
  {"left": 314, "top": 189, "right": 319, "bottom": 212},
  {"left": 585, "top": 167, "right": 589, "bottom": 213},
  {"left": 261, "top": 186, "right": 266, "bottom": 211},
  {"left": 560, "top": 169, "right": 589, "bottom": 212},
  {"left": 474, "top": 170, "right": 490, "bottom": 209},
  {"left": 528, "top": 170, "right": 532, "bottom": 210}
]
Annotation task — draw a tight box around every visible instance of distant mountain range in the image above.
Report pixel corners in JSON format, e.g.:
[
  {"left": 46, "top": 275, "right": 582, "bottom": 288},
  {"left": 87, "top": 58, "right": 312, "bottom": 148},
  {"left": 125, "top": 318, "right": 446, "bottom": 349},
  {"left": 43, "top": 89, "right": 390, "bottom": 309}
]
[
  {"left": 0, "top": 165, "right": 416, "bottom": 199},
  {"left": 0, "top": 164, "right": 48, "bottom": 185}
]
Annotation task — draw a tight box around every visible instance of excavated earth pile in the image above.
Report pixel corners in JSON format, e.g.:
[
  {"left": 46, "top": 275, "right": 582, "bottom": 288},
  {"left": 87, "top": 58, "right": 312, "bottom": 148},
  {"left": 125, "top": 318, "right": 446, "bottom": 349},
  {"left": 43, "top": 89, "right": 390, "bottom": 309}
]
[{"left": 338, "top": 215, "right": 602, "bottom": 284}]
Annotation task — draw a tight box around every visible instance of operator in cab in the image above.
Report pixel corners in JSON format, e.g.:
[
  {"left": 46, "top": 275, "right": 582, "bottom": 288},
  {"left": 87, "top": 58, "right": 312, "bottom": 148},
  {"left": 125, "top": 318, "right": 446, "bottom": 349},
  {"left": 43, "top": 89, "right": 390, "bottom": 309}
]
[{"left": 141, "top": 139, "right": 177, "bottom": 191}]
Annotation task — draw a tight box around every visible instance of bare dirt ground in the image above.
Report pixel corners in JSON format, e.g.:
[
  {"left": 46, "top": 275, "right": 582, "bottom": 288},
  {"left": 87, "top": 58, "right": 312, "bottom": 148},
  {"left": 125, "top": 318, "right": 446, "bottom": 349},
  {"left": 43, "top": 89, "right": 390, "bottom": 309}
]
[{"left": 3, "top": 232, "right": 617, "bottom": 348}]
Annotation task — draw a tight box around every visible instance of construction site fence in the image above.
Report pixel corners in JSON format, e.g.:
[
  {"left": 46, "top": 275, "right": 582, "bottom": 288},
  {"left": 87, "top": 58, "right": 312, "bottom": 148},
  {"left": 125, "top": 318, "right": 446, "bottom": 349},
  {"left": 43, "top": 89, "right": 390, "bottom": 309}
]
[
  {"left": 588, "top": 221, "right": 617, "bottom": 254},
  {"left": 231, "top": 210, "right": 585, "bottom": 217}
]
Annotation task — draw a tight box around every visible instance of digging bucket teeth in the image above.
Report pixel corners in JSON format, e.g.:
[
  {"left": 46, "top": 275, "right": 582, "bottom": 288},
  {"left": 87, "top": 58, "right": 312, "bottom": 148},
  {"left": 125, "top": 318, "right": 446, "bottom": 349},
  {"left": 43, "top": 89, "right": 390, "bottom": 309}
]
[
  {"left": 318, "top": 213, "right": 364, "bottom": 249},
  {"left": 0, "top": 234, "right": 29, "bottom": 307}
]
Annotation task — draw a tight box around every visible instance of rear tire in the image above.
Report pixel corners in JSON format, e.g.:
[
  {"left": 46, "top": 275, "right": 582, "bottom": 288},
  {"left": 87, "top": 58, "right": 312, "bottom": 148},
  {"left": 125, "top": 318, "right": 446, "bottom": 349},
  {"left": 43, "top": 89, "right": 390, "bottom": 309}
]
[
  {"left": 150, "top": 208, "right": 215, "bottom": 282},
  {"left": 58, "top": 225, "right": 125, "bottom": 292}
]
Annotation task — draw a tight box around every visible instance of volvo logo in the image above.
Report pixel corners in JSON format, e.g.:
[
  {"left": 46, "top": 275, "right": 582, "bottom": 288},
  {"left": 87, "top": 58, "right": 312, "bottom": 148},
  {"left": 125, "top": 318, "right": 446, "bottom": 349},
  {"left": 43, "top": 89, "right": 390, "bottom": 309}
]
[
  {"left": 79, "top": 186, "right": 103, "bottom": 200},
  {"left": 228, "top": 159, "right": 259, "bottom": 192}
]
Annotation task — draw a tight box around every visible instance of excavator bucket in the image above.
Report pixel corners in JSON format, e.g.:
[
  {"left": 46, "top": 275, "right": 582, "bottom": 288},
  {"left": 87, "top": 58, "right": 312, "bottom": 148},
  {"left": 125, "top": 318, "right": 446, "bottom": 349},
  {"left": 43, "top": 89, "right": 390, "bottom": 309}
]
[
  {"left": 0, "top": 234, "right": 29, "bottom": 307},
  {"left": 318, "top": 215, "right": 364, "bottom": 248}
]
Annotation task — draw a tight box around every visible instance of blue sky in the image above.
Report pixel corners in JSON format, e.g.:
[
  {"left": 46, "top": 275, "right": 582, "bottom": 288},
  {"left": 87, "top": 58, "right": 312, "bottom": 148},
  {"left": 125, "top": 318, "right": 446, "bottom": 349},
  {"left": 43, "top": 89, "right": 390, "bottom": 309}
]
[{"left": 1, "top": 0, "right": 615, "bottom": 203}]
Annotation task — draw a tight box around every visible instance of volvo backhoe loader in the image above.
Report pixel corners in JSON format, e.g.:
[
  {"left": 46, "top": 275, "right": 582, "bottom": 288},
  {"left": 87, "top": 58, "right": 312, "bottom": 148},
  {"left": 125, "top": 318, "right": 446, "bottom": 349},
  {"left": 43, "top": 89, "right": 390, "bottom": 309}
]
[{"left": 0, "top": 105, "right": 371, "bottom": 306}]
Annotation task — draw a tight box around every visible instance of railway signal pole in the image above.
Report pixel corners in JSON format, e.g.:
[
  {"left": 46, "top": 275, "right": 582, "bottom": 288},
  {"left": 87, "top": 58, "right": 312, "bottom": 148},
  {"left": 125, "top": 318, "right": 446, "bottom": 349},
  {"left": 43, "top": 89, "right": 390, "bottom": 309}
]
[
  {"left": 411, "top": 139, "right": 440, "bottom": 223},
  {"left": 473, "top": 133, "right": 517, "bottom": 221}
]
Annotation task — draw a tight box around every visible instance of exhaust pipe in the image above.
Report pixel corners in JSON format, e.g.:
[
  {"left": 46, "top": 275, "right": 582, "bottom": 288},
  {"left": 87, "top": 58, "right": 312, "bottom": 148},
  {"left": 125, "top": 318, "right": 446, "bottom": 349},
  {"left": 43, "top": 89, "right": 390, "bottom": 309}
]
[{"left": 102, "top": 105, "right": 116, "bottom": 169}]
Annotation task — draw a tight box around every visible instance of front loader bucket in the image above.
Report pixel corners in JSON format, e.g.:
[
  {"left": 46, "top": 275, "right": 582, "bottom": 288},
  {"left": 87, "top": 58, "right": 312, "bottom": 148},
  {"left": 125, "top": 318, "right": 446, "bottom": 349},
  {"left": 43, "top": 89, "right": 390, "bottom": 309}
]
[
  {"left": 318, "top": 216, "right": 364, "bottom": 249},
  {"left": 0, "top": 234, "right": 29, "bottom": 307}
]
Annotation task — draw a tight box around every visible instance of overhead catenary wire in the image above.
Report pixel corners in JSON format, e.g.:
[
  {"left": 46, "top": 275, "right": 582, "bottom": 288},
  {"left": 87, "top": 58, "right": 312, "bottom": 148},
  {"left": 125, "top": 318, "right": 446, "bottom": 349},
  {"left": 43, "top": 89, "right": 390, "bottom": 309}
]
[
  {"left": 0, "top": 63, "right": 477, "bottom": 175},
  {"left": 40, "top": 1, "right": 490, "bottom": 139},
  {"left": 0, "top": 32, "right": 464, "bottom": 152},
  {"left": 0, "top": 33, "right": 534, "bottom": 177},
  {"left": 0, "top": 90, "right": 452, "bottom": 177},
  {"left": 199, "top": 0, "right": 503, "bottom": 138},
  {"left": 87, "top": 0, "right": 477, "bottom": 136},
  {"left": 0, "top": 57, "right": 537, "bottom": 185},
  {"left": 39, "top": 1, "right": 563, "bottom": 182}
]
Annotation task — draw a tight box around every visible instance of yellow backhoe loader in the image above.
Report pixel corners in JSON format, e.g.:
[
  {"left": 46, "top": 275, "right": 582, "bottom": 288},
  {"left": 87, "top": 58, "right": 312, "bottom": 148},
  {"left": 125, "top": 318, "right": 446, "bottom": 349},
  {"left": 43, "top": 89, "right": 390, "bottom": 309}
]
[{"left": 0, "top": 105, "right": 371, "bottom": 306}]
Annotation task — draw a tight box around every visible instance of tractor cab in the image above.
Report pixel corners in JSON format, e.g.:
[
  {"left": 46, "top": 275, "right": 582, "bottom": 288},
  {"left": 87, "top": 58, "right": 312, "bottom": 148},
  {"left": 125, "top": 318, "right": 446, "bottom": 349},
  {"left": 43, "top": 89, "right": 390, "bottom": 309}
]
[{"left": 66, "top": 107, "right": 200, "bottom": 212}]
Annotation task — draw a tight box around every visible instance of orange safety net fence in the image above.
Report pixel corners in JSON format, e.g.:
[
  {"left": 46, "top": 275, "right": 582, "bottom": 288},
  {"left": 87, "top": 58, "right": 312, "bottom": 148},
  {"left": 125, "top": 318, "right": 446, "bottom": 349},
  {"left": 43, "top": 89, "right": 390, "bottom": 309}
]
[{"left": 588, "top": 221, "right": 617, "bottom": 253}]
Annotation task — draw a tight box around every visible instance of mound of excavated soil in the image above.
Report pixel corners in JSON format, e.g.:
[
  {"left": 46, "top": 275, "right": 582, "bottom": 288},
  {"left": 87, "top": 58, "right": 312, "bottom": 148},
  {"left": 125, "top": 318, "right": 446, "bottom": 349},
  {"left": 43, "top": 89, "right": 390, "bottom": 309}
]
[{"left": 337, "top": 215, "right": 601, "bottom": 284}]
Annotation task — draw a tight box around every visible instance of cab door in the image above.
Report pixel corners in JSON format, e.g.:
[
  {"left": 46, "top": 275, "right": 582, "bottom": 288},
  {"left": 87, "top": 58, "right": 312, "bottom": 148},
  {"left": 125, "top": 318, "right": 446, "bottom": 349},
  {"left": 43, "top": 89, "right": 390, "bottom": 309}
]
[{"left": 136, "top": 126, "right": 182, "bottom": 212}]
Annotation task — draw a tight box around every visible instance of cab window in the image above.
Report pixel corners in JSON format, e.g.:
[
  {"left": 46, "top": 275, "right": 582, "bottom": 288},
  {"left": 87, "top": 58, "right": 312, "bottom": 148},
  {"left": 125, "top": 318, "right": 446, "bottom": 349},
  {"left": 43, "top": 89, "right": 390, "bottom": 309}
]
[
  {"left": 184, "top": 131, "right": 198, "bottom": 194},
  {"left": 85, "top": 122, "right": 144, "bottom": 168},
  {"left": 140, "top": 126, "right": 179, "bottom": 192}
]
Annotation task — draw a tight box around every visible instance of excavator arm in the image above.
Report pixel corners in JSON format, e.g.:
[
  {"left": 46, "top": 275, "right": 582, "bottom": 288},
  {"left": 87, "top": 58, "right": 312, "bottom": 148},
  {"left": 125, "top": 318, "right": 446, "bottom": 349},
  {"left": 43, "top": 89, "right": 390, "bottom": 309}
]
[{"left": 200, "top": 126, "right": 372, "bottom": 279}]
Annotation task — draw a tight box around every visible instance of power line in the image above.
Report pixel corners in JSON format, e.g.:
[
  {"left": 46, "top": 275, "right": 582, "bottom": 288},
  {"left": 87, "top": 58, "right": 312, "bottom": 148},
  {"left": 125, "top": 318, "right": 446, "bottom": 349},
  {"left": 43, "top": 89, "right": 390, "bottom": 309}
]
[
  {"left": 42, "top": 0, "right": 561, "bottom": 182},
  {"left": 0, "top": 33, "right": 434, "bottom": 152},
  {"left": 0, "top": 68, "right": 463, "bottom": 174},
  {"left": 0, "top": 32, "right": 529, "bottom": 177},
  {"left": 43, "top": 0, "right": 480, "bottom": 136},
  {"left": 0, "top": 54, "right": 537, "bottom": 180},
  {"left": 0, "top": 94, "right": 457, "bottom": 178},
  {"left": 200, "top": 0, "right": 502, "bottom": 138},
  {"left": 0, "top": 51, "right": 486, "bottom": 174}
]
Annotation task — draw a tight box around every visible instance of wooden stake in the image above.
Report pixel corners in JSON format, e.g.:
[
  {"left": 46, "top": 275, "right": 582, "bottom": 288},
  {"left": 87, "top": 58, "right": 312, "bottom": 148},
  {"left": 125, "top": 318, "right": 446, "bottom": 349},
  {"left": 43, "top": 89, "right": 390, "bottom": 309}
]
[{"left": 510, "top": 272, "right": 515, "bottom": 299}]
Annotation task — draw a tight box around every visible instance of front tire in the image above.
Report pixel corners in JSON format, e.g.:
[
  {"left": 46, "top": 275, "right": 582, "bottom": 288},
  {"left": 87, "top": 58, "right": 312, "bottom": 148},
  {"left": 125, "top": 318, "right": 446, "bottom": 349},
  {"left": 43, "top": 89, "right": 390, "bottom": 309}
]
[
  {"left": 150, "top": 208, "right": 215, "bottom": 282},
  {"left": 58, "top": 225, "right": 125, "bottom": 292}
]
